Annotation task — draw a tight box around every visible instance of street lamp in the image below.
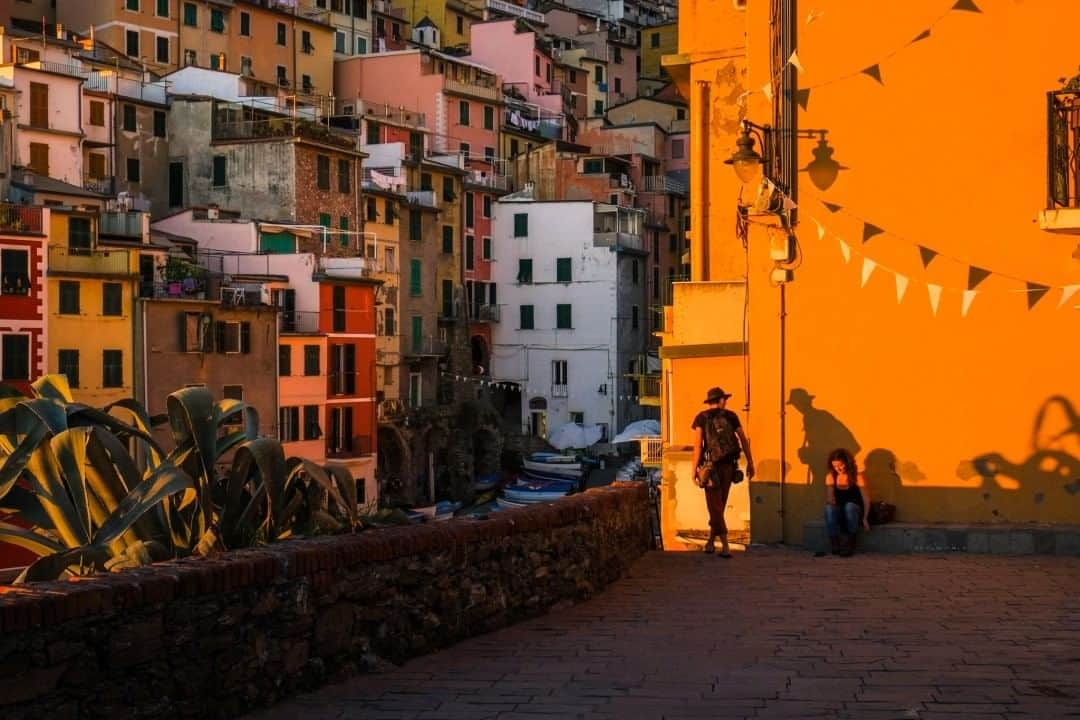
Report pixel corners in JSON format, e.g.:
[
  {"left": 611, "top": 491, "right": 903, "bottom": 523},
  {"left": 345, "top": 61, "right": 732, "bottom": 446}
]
[
  {"left": 724, "top": 125, "right": 765, "bottom": 185},
  {"left": 725, "top": 120, "right": 844, "bottom": 193}
]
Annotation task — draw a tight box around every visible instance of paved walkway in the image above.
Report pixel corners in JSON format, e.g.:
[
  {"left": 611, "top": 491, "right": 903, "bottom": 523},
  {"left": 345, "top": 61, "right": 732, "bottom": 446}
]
[{"left": 250, "top": 548, "right": 1080, "bottom": 719}]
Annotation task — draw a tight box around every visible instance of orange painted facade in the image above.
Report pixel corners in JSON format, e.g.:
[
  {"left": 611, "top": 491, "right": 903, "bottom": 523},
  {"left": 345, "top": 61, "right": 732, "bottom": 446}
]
[{"left": 661, "top": 0, "right": 1080, "bottom": 547}]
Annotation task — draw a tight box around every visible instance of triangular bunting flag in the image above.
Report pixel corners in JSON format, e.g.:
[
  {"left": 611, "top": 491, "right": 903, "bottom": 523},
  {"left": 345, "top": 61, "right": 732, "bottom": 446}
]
[
  {"left": 782, "top": 196, "right": 798, "bottom": 211},
  {"left": 967, "top": 266, "right": 991, "bottom": 290},
  {"left": 918, "top": 245, "right": 938, "bottom": 268},
  {"left": 762, "top": 82, "right": 774, "bottom": 101},
  {"left": 795, "top": 88, "right": 811, "bottom": 111},
  {"left": 823, "top": 201, "right": 843, "bottom": 213},
  {"left": 862, "top": 223, "right": 885, "bottom": 243},
  {"left": 1025, "top": 283, "right": 1051, "bottom": 310},
  {"left": 961, "top": 289, "right": 977, "bottom": 317},
  {"left": 927, "top": 284, "right": 943, "bottom": 316},
  {"left": 860, "top": 257, "right": 876, "bottom": 287},
  {"left": 805, "top": 8, "right": 825, "bottom": 24},
  {"left": 813, "top": 217, "right": 826, "bottom": 241},
  {"left": 838, "top": 239, "right": 851, "bottom": 264},
  {"left": 1059, "top": 284, "right": 1080, "bottom": 308},
  {"left": 952, "top": 0, "right": 981, "bottom": 12},
  {"left": 895, "top": 273, "right": 909, "bottom": 303},
  {"left": 862, "top": 64, "right": 884, "bottom": 85},
  {"left": 911, "top": 28, "right": 932, "bottom": 43},
  {"left": 788, "top": 50, "right": 805, "bottom": 74}
]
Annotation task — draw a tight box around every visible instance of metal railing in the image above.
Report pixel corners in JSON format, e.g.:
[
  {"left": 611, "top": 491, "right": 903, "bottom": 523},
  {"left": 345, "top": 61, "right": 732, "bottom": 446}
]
[
  {"left": 406, "top": 190, "right": 437, "bottom": 208},
  {"left": 279, "top": 310, "right": 321, "bottom": 334},
  {"left": 22, "top": 61, "right": 89, "bottom": 79},
  {"left": 444, "top": 78, "right": 499, "bottom": 102},
  {"left": 48, "top": 246, "right": 131, "bottom": 276},
  {"left": 213, "top": 117, "right": 357, "bottom": 151},
  {"left": 485, "top": 0, "right": 545, "bottom": 22},
  {"left": 639, "top": 435, "right": 662, "bottom": 468},
  {"left": 1049, "top": 90, "right": 1080, "bottom": 208},
  {"left": 470, "top": 304, "right": 501, "bottom": 322},
  {"left": 0, "top": 204, "right": 43, "bottom": 234},
  {"left": 642, "top": 175, "right": 688, "bottom": 194},
  {"left": 405, "top": 334, "right": 447, "bottom": 356},
  {"left": 99, "top": 211, "right": 144, "bottom": 238},
  {"left": 83, "top": 175, "right": 113, "bottom": 195},
  {"left": 465, "top": 169, "right": 509, "bottom": 191},
  {"left": 352, "top": 99, "right": 425, "bottom": 128}
]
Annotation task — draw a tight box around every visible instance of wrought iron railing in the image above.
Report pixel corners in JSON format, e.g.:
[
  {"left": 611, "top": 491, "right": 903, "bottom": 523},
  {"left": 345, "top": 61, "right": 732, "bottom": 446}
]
[
  {"left": 639, "top": 436, "right": 662, "bottom": 468},
  {"left": 1048, "top": 90, "right": 1080, "bottom": 208},
  {"left": 279, "top": 310, "right": 321, "bottom": 334},
  {"left": 0, "top": 204, "right": 43, "bottom": 234},
  {"left": 48, "top": 247, "right": 131, "bottom": 276}
]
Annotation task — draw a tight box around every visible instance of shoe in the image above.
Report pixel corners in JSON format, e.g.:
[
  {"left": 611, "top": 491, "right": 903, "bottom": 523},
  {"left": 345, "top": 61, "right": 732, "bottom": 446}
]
[
  {"left": 703, "top": 538, "right": 715, "bottom": 554},
  {"left": 837, "top": 534, "right": 852, "bottom": 557},
  {"left": 829, "top": 536, "right": 841, "bottom": 555}
]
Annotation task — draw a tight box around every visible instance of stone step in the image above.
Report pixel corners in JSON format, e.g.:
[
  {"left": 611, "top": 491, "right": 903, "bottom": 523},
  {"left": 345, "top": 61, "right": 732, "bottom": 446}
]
[{"left": 803, "top": 521, "right": 1080, "bottom": 556}]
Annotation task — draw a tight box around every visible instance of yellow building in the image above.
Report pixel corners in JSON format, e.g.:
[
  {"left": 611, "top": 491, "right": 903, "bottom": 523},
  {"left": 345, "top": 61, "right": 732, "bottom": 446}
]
[
  {"left": 639, "top": 21, "right": 677, "bottom": 81},
  {"left": 47, "top": 209, "right": 154, "bottom": 408},
  {"left": 363, "top": 186, "right": 405, "bottom": 416},
  {"left": 389, "top": 0, "right": 480, "bottom": 50},
  {"left": 659, "top": 0, "right": 1080, "bottom": 548}
]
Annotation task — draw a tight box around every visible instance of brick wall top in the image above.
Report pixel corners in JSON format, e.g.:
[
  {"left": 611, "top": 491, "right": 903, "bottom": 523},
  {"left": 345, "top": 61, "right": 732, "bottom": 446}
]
[{"left": 0, "top": 483, "right": 647, "bottom": 633}]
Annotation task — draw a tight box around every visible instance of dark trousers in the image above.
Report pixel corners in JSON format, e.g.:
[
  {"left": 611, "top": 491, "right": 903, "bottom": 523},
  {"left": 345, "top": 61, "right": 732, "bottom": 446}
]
[{"left": 703, "top": 462, "right": 736, "bottom": 536}]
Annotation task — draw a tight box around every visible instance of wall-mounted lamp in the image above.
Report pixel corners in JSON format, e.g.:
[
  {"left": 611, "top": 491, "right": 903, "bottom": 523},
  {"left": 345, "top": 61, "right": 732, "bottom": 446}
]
[
  {"left": 597, "top": 383, "right": 608, "bottom": 395},
  {"left": 725, "top": 120, "right": 845, "bottom": 193}
]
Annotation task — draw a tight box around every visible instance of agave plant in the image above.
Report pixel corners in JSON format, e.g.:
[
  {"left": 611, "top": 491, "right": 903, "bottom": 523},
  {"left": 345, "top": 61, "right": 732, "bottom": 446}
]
[{"left": 0, "top": 376, "right": 359, "bottom": 583}]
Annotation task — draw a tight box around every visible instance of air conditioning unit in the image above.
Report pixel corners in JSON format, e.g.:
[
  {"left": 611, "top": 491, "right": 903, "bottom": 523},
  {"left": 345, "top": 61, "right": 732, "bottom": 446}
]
[{"left": 206, "top": 205, "right": 220, "bottom": 220}]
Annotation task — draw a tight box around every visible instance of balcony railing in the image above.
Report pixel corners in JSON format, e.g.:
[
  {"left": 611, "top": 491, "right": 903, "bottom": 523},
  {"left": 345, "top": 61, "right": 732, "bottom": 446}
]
[
  {"left": 213, "top": 117, "right": 357, "bottom": 151},
  {"left": 444, "top": 78, "right": 499, "bottom": 102},
  {"left": 485, "top": 0, "right": 545, "bottom": 22},
  {"left": 642, "top": 175, "right": 687, "bottom": 195},
  {"left": 352, "top": 99, "right": 425, "bottom": 128},
  {"left": 0, "top": 204, "right": 43, "bottom": 234},
  {"left": 83, "top": 175, "right": 113, "bottom": 195},
  {"left": 469, "top": 304, "right": 501, "bottom": 323},
  {"left": 99, "top": 211, "right": 145, "bottom": 238},
  {"left": 406, "top": 190, "right": 437, "bottom": 208},
  {"left": 22, "top": 61, "right": 89, "bottom": 79},
  {"left": 326, "top": 433, "right": 375, "bottom": 459},
  {"left": 465, "top": 169, "right": 509, "bottom": 191},
  {"left": 279, "top": 310, "right": 321, "bottom": 334},
  {"left": 1048, "top": 90, "right": 1080, "bottom": 208},
  {"left": 405, "top": 334, "right": 447, "bottom": 356},
  {"left": 630, "top": 373, "right": 661, "bottom": 406},
  {"left": 639, "top": 435, "right": 662, "bottom": 468},
  {"left": 49, "top": 246, "right": 131, "bottom": 276}
]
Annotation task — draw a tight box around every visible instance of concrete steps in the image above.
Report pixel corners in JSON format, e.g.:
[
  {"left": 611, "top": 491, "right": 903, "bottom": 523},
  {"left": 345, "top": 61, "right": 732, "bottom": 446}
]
[{"left": 803, "top": 521, "right": 1080, "bottom": 556}]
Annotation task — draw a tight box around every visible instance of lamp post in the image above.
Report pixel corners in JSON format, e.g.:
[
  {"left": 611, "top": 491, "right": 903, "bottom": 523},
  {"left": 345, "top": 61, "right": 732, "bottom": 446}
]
[{"left": 724, "top": 120, "right": 846, "bottom": 195}]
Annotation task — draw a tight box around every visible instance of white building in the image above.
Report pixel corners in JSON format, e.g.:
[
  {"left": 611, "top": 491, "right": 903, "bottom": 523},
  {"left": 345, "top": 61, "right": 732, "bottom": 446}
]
[{"left": 491, "top": 192, "right": 649, "bottom": 445}]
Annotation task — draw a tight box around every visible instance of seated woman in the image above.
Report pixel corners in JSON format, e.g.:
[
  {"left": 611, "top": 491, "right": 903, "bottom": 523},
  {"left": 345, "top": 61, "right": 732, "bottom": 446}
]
[{"left": 824, "top": 448, "right": 870, "bottom": 556}]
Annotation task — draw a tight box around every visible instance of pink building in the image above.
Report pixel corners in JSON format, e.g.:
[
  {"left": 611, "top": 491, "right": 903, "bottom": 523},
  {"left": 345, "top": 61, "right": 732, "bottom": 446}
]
[{"left": 335, "top": 49, "right": 502, "bottom": 174}]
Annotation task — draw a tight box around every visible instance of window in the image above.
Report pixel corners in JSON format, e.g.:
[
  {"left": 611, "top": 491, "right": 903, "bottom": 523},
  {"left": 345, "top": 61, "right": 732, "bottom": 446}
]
[
  {"left": 632, "top": 259, "right": 639, "bottom": 284},
  {"left": 29, "top": 82, "right": 47, "bottom": 127},
  {"left": 420, "top": 172, "right": 433, "bottom": 191},
  {"left": 1, "top": 250, "right": 29, "bottom": 296},
  {"left": 408, "top": 371, "right": 421, "bottom": 408},
  {"left": 210, "top": 53, "right": 225, "bottom": 71},
  {"left": 556, "top": 257, "right": 572, "bottom": 283},
  {"left": 456, "top": 14, "right": 463, "bottom": 34},
  {"left": 88, "top": 154, "right": 106, "bottom": 179},
  {"left": 442, "top": 279, "right": 454, "bottom": 317},
  {"left": 330, "top": 344, "right": 356, "bottom": 395},
  {"left": 632, "top": 305, "right": 639, "bottom": 330},
  {"left": 279, "top": 406, "right": 299, "bottom": 442},
  {"left": 535, "top": 56, "right": 541, "bottom": 76},
  {"left": 240, "top": 11, "right": 250, "bottom": 35},
  {"left": 513, "top": 213, "right": 528, "bottom": 237},
  {"left": 594, "top": 100, "right": 604, "bottom": 116},
  {"left": 277, "top": 22, "right": 287, "bottom": 45},
  {"left": 241, "top": 57, "right": 252, "bottom": 76},
  {"left": 279, "top": 345, "right": 291, "bottom": 376},
  {"left": 2, "top": 335, "right": 29, "bottom": 382},
  {"left": 519, "top": 304, "right": 534, "bottom": 330},
  {"left": 303, "top": 405, "right": 321, "bottom": 440},
  {"left": 385, "top": 200, "right": 396, "bottom": 225},
  {"left": 335, "top": 31, "right": 345, "bottom": 54},
  {"left": 483, "top": 106, "right": 494, "bottom": 130},
  {"left": 671, "top": 138, "right": 685, "bottom": 160},
  {"left": 182, "top": 312, "right": 209, "bottom": 352},
  {"left": 465, "top": 235, "right": 474, "bottom": 270},
  {"left": 126, "top": 29, "right": 139, "bottom": 57},
  {"left": 183, "top": 2, "right": 197, "bottom": 26},
  {"left": 156, "top": 0, "right": 169, "bottom": 16},
  {"left": 442, "top": 225, "right": 453, "bottom": 254},
  {"left": 366, "top": 198, "right": 377, "bottom": 222},
  {"left": 613, "top": 47, "right": 622, "bottom": 64},
  {"left": 339, "top": 217, "right": 348, "bottom": 246},
  {"left": 651, "top": 32, "right": 661, "bottom": 48},
  {"left": 464, "top": 191, "right": 474, "bottom": 227},
  {"left": 102, "top": 350, "right": 123, "bottom": 388},
  {"left": 210, "top": 8, "right": 224, "bottom": 32},
  {"left": 459, "top": 142, "right": 470, "bottom": 159},
  {"left": 58, "top": 349, "right": 79, "bottom": 388},
  {"left": 676, "top": 107, "right": 686, "bottom": 121},
  {"left": 304, "top": 345, "right": 320, "bottom": 376},
  {"left": 59, "top": 281, "right": 80, "bottom": 314},
  {"left": 301, "top": 30, "right": 313, "bottom": 53},
  {"left": 383, "top": 307, "right": 396, "bottom": 336},
  {"left": 28, "top": 143, "right": 48, "bottom": 176},
  {"left": 595, "top": 65, "right": 604, "bottom": 83},
  {"left": 442, "top": 177, "right": 455, "bottom": 202},
  {"left": 102, "top": 283, "right": 122, "bottom": 316},
  {"left": 127, "top": 158, "right": 141, "bottom": 183},
  {"left": 328, "top": 406, "right": 353, "bottom": 453},
  {"left": 332, "top": 286, "right": 346, "bottom": 332},
  {"left": 458, "top": 100, "right": 470, "bottom": 126},
  {"left": 410, "top": 316, "right": 423, "bottom": 354},
  {"left": 570, "top": 411, "right": 584, "bottom": 425},
  {"left": 317, "top": 155, "right": 330, "bottom": 189},
  {"left": 89, "top": 101, "right": 105, "bottom": 127},
  {"left": 517, "top": 258, "right": 532, "bottom": 284},
  {"left": 482, "top": 237, "right": 492, "bottom": 260},
  {"left": 510, "top": 139, "right": 519, "bottom": 158},
  {"left": 69, "top": 218, "right": 91, "bottom": 251},
  {"left": 356, "top": 37, "right": 367, "bottom": 54},
  {"left": 338, "top": 159, "right": 351, "bottom": 193},
  {"left": 184, "top": 49, "right": 197, "bottom": 67},
  {"left": 409, "top": 259, "right": 422, "bottom": 296},
  {"left": 556, "top": 304, "right": 572, "bottom": 329},
  {"left": 215, "top": 321, "right": 250, "bottom": 354},
  {"left": 153, "top": 110, "right": 166, "bottom": 138},
  {"left": 408, "top": 210, "right": 421, "bottom": 241},
  {"left": 485, "top": 146, "right": 495, "bottom": 164},
  {"left": 552, "top": 359, "right": 568, "bottom": 387},
  {"left": 583, "top": 158, "right": 604, "bottom": 174},
  {"left": 277, "top": 65, "right": 288, "bottom": 86},
  {"left": 482, "top": 195, "right": 492, "bottom": 218},
  {"left": 653, "top": 267, "right": 661, "bottom": 299},
  {"left": 156, "top": 36, "right": 169, "bottom": 63},
  {"left": 614, "top": 77, "right": 622, "bottom": 93},
  {"left": 212, "top": 155, "right": 227, "bottom": 187},
  {"left": 122, "top": 104, "right": 137, "bottom": 132}
]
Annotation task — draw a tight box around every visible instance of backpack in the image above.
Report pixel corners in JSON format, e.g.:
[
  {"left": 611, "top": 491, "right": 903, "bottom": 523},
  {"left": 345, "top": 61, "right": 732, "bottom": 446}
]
[{"left": 702, "top": 410, "right": 741, "bottom": 463}]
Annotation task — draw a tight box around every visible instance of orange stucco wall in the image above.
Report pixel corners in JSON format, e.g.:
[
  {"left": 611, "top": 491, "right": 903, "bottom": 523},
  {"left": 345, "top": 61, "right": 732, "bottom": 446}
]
[{"left": 667, "top": 0, "right": 1080, "bottom": 544}]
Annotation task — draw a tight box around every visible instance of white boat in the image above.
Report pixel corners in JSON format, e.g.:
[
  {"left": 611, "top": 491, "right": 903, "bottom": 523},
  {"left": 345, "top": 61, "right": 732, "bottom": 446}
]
[
  {"left": 496, "top": 497, "right": 530, "bottom": 510},
  {"left": 522, "top": 458, "right": 582, "bottom": 477},
  {"left": 503, "top": 488, "right": 569, "bottom": 504},
  {"left": 528, "top": 452, "right": 579, "bottom": 464}
]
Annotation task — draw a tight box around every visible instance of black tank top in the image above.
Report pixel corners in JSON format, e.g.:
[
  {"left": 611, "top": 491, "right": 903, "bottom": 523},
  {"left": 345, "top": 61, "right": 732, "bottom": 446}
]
[{"left": 832, "top": 475, "right": 863, "bottom": 508}]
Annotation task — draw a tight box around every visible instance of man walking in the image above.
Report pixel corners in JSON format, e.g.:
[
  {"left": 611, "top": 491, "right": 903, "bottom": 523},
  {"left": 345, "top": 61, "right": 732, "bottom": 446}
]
[{"left": 692, "top": 387, "right": 755, "bottom": 557}]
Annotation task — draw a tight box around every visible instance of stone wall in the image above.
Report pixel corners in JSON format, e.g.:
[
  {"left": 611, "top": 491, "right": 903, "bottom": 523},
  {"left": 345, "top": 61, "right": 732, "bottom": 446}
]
[{"left": 0, "top": 484, "right": 650, "bottom": 719}]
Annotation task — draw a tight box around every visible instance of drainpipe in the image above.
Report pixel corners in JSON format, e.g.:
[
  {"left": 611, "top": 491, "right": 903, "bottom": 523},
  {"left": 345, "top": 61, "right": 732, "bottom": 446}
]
[{"left": 690, "top": 80, "right": 709, "bottom": 281}]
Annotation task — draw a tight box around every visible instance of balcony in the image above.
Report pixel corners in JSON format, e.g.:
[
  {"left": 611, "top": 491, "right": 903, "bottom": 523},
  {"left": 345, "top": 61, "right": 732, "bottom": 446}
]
[
  {"left": 48, "top": 246, "right": 132, "bottom": 277},
  {"left": 83, "top": 175, "right": 113, "bottom": 195},
  {"left": 465, "top": 169, "right": 509, "bottom": 191},
  {"left": 319, "top": 257, "right": 381, "bottom": 280},
  {"left": 630, "top": 373, "right": 661, "bottom": 406},
  {"left": 213, "top": 116, "right": 357, "bottom": 152},
  {"left": 470, "top": 304, "right": 501, "bottom": 323},
  {"left": 593, "top": 205, "right": 644, "bottom": 252},
  {"left": 639, "top": 435, "right": 662, "bottom": 468},
  {"left": 352, "top": 99, "right": 425, "bottom": 129},
  {"left": 99, "top": 211, "right": 146, "bottom": 239},
  {"left": 485, "top": 0, "right": 546, "bottom": 22},
  {"left": 406, "top": 190, "right": 438, "bottom": 208},
  {"left": 21, "top": 61, "right": 89, "bottom": 79},
  {"left": 326, "top": 433, "right": 375, "bottom": 459},
  {"left": 1042, "top": 89, "right": 1080, "bottom": 233},
  {"left": 0, "top": 204, "right": 43, "bottom": 234},
  {"left": 405, "top": 334, "right": 447, "bottom": 357},
  {"left": 642, "top": 175, "right": 687, "bottom": 195},
  {"left": 378, "top": 398, "right": 406, "bottom": 421},
  {"left": 279, "top": 310, "right": 321, "bottom": 334},
  {"left": 444, "top": 78, "right": 499, "bottom": 102}
]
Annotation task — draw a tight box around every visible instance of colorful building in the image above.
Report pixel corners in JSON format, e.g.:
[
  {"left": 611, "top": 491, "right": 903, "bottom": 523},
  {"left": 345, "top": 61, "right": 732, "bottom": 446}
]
[
  {"left": 660, "top": 0, "right": 1080, "bottom": 548},
  {"left": 0, "top": 204, "right": 48, "bottom": 396}
]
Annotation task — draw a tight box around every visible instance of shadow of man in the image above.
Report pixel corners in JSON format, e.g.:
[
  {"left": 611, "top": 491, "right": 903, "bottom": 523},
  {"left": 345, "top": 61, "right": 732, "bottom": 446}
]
[{"left": 787, "top": 388, "right": 861, "bottom": 488}]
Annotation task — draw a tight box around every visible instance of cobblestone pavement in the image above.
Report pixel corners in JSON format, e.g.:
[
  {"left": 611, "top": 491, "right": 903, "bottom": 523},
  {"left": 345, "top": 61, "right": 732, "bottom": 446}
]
[{"left": 250, "top": 548, "right": 1080, "bottom": 719}]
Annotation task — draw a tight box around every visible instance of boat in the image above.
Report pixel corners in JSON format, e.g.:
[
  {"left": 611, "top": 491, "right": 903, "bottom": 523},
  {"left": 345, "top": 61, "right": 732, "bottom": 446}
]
[
  {"left": 509, "top": 477, "right": 576, "bottom": 493},
  {"left": 473, "top": 472, "right": 500, "bottom": 491},
  {"left": 495, "top": 497, "right": 530, "bottom": 510},
  {"left": 521, "top": 466, "right": 583, "bottom": 483},
  {"left": 528, "top": 452, "right": 579, "bottom": 464},
  {"left": 503, "top": 487, "right": 570, "bottom": 504},
  {"left": 522, "top": 458, "right": 582, "bottom": 477}
]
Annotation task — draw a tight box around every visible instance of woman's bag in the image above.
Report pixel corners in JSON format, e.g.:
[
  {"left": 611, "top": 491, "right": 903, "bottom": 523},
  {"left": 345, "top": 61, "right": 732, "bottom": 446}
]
[{"left": 868, "top": 501, "right": 896, "bottom": 525}]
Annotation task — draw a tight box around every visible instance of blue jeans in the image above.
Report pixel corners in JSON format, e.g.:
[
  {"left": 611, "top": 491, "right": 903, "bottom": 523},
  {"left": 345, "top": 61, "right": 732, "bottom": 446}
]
[{"left": 825, "top": 502, "right": 862, "bottom": 537}]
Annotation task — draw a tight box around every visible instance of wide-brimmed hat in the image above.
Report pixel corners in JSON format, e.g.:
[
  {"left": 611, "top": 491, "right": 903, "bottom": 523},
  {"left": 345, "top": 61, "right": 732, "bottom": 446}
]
[
  {"left": 785, "top": 388, "right": 816, "bottom": 405},
  {"left": 704, "top": 387, "right": 732, "bottom": 404}
]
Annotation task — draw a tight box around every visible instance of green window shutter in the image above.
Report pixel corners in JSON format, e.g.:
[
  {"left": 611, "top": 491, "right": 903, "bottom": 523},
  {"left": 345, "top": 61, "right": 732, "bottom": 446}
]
[
  {"left": 513, "top": 213, "right": 528, "bottom": 237},
  {"left": 212, "top": 155, "right": 226, "bottom": 186},
  {"left": 442, "top": 279, "right": 454, "bottom": 317},
  {"left": 260, "top": 231, "right": 295, "bottom": 253},
  {"left": 184, "top": 2, "right": 197, "bottom": 26},
  {"left": 556, "top": 304, "right": 572, "bottom": 329},
  {"left": 411, "top": 316, "right": 423, "bottom": 352},
  {"left": 409, "top": 259, "right": 422, "bottom": 296},
  {"left": 442, "top": 225, "right": 453, "bottom": 254},
  {"left": 339, "top": 216, "right": 349, "bottom": 246},
  {"left": 556, "top": 257, "right": 572, "bottom": 283},
  {"left": 519, "top": 304, "right": 534, "bottom": 330},
  {"left": 517, "top": 258, "right": 532, "bottom": 283},
  {"left": 409, "top": 210, "right": 421, "bottom": 240}
]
